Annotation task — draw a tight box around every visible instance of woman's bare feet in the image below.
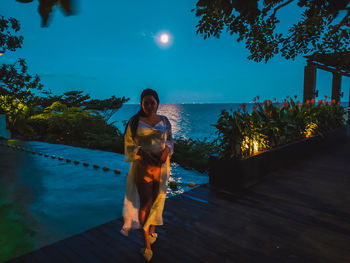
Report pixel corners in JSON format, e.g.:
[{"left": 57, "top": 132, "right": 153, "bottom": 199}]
[
  {"left": 149, "top": 233, "right": 158, "bottom": 245},
  {"left": 149, "top": 225, "right": 158, "bottom": 244},
  {"left": 140, "top": 248, "right": 153, "bottom": 262}
]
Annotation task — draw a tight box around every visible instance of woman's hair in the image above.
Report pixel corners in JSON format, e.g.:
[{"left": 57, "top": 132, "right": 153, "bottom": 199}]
[{"left": 124, "top": 89, "right": 160, "bottom": 139}]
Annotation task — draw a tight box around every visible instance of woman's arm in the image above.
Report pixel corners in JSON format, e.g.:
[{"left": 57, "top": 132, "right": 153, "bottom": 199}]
[
  {"left": 124, "top": 123, "right": 141, "bottom": 162},
  {"left": 160, "top": 116, "right": 174, "bottom": 163},
  {"left": 165, "top": 116, "right": 174, "bottom": 156}
]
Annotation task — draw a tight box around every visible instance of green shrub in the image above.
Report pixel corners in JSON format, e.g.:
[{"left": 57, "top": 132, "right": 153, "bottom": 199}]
[
  {"left": 22, "top": 102, "right": 124, "bottom": 153},
  {"left": 172, "top": 137, "right": 219, "bottom": 173}
]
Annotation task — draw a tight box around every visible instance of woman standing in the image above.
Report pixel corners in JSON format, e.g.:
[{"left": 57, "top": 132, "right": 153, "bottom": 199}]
[{"left": 120, "top": 89, "right": 174, "bottom": 261}]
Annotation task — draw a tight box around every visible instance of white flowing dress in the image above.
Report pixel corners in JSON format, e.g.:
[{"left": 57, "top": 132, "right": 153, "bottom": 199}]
[{"left": 120, "top": 115, "right": 174, "bottom": 236}]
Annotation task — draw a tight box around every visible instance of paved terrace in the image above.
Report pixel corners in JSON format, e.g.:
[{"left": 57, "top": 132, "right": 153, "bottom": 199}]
[{"left": 3, "top": 139, "right": 350, "bottom": 263}]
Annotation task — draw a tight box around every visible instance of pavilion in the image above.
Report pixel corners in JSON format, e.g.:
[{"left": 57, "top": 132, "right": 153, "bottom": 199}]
[{"left": 303, "top": 52, "right": 350, "bottom": 103}]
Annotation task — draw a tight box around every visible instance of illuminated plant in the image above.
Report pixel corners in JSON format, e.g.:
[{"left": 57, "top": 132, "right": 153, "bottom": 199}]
[{"left": 214, "top": 96, "right": 345, "bottom": 159}]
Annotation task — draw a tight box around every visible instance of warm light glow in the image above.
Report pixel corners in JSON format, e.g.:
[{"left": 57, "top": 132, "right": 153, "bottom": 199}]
[
  {"left": 241, "top": 136, "right": 266, "bottom": 157},
  {"left": 0, "top": 52, "right": 4, "bottom": 56},
  {"left": 304, "top": 122, "right": 318, "bottom": 138},
  {"left": 242, "top": 136, "right": 259, "bottom": 154},
  {"left": 252, "top": 140, "right": 259, "bottom": 153},
  {"left": 160, "top": 34, "right": 169, "bottom": 43}
]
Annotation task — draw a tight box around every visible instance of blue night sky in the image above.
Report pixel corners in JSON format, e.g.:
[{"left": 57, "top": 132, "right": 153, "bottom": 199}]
[{"left": 1, "top": 0, "right": 349, "bottom": 103}]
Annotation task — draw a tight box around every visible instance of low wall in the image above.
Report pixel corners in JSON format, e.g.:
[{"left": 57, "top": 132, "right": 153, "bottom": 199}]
[
  {"left": 0, "top": 114, "right": 10, "bottom": 139},
  {"left": 209, "top": 126, "right": 348, "bottom": 192}
]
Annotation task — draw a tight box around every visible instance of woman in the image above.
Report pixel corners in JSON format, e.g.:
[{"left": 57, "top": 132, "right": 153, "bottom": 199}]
[{"left": 120, "top": 89, "right": 174, "bottom": 261}]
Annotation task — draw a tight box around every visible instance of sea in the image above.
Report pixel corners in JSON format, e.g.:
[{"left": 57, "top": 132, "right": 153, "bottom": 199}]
[
  {"left": 111, "top": 103, "right": 247, "bottom": 141},
  {"left": 110, "top": 102, "right": 350, "bottom": 141}
]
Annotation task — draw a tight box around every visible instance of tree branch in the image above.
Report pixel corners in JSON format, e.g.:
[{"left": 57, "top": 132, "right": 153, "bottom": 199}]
[
  {"left": 272, "top": 0, "right": 294, "bottom": 18},
  {"left": 330, "top": 9, "right": 350, "bottom": 35}
]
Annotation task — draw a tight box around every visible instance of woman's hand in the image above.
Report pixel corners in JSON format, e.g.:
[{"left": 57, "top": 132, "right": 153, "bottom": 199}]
[
  {"left": 137, "top": 148, "right": 150, "bottom": 163},
  {"left": 138, "top": 148, "right": 159, "bottom": 165},
  {"left": 160, "top": 146, "right": 170, "bottom": 164}
]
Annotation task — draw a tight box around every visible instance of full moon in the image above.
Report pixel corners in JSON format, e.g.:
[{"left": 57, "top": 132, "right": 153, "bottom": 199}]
[{"left": 160, "top": 34, "right": 169, "bottom": 43}]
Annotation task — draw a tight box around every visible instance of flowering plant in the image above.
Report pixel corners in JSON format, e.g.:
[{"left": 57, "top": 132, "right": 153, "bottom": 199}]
[{"left": 214, "top": 96, "right": 345, "bottom": 159}]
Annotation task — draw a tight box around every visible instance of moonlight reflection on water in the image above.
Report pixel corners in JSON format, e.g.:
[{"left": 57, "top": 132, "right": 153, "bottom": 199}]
[{"left": 157, "top": 104, "right": 191, "bottom": 139}]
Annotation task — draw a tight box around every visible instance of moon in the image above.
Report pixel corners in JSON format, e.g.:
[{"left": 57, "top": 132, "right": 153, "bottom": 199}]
[
  {"left": 160, "top": 34, "right": 169, "bottom": 44},
  {"left": 155, "top": 31, "right": 173, "bottom": 48}
]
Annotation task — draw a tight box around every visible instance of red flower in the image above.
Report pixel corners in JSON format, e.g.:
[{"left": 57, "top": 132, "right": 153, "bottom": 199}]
[
  {"left": 318, "top": 100, "right": 322, "bottom": 105},
  {"left": 306, "top": 100, "right": 310, "bottom": 104},
  {"left": 311, "top": 99, "right": 315, "bottom": 104},
  {"left": 324, "top": 95, "right": 328, "bottom": 99},
  {"left": 331, "top": 99, "right": 336, "bottom": 104},
  {"left": 294, "top": 95, "right": 298, "bottom": 99},
  {"left": 338, "top": 102, "right": 341, "bottom": 105},
  {"left": 269, "top": 111, "right": 272, "bottom": 114},
  {"left": 241, "top": 103, "right": 247, "bottom": 111},
  {"left": 289, "top": 108, "right": 292, "bottom": 111},
  {"left": 257, "top": 96, "right": 260, "bottom": 100},
  {"left": 282, "top": 101, "right": 290, "bottom": 108}
]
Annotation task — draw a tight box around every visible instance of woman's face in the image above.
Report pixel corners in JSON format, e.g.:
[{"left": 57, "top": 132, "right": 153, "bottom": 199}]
[{"left": 141, "top": 95, "right": 158, "bottom": 116}]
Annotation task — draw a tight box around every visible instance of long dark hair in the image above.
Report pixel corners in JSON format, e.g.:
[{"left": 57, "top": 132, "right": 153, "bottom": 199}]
[{"left": 124, "top": 89, "right": 160, "bottom": 139}]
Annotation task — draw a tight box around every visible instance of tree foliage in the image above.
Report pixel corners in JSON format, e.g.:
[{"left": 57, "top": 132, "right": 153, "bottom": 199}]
[
  {"left": 15, "top": 0, "right": 74, "bottom": 27},
  {"left": 193, "top": 0, "right": 350, "bottom": 62},
  {"left": 0, "top": 59, "right": 43, "bottom": 104},
  {"left": 0, "top": 15, "right": 23, "bottom": 53},
  {"left": 84, "top": 95, "right": 130, "bottom": 122},
  {"left": 34, "top": 90, "right": 91, "bottom": 109},
  {"left": 34, "top": 91, "right": 129, "bottom": 122},
  {"left": 0, "top": 59, "right": 44, "bottom": 133}
]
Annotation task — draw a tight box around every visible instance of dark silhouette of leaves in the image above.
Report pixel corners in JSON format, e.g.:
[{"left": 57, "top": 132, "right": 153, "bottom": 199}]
[
  {"left": 0, "top": 16, "right": 23, "bottom": 53},
  {"left": 15, "top": 0, "right": 74, "bottom": 26},
  {"left": 193, "top": 0, "right": 350, "bottom": 62}
]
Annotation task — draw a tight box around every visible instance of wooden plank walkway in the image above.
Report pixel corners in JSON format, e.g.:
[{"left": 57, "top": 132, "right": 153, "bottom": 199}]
[{"left": 4, "top": 140, "right": 350, "bottom": 262}]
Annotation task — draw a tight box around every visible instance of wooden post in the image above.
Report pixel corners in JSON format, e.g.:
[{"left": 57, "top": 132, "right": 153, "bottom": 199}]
[
  {"left": 303, "top": 62, "right": 317, "bottom": 103},
  {"left": 331, "top": 72, "right": 342, "bottom": 103}
]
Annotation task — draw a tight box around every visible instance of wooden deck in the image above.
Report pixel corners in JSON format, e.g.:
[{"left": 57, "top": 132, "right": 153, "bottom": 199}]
[{"left": 5, "top": 140, "right": 350, "bottom": 262}]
